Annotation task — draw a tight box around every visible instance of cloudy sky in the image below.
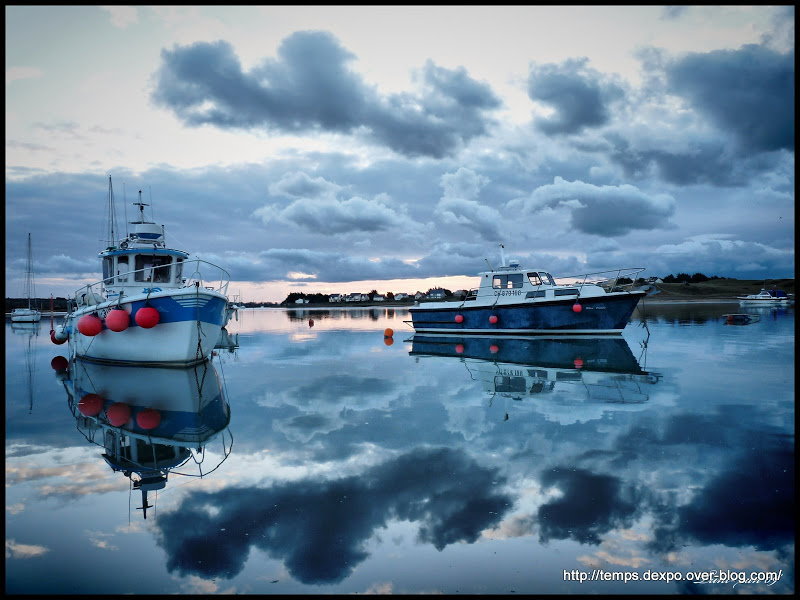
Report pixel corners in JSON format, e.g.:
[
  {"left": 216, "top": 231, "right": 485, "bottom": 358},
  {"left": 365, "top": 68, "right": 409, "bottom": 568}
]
[{"left": 5, "top": 5, "right": 795, "bottom": 302}]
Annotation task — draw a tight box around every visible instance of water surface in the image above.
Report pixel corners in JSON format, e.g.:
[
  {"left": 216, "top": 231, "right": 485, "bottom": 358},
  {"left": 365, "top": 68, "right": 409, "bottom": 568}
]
[{"left": 5, "top": 304, "right": 794, "bottom": 594}]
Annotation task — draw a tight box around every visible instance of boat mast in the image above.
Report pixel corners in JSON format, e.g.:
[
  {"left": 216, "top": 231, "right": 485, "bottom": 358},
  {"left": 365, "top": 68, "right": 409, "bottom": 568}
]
[
  {"left": 105, "top": 176, "right": 119, "bottom": 250},
  {"left": 24, "top": 233, "right": 35, "bottom": 309}
]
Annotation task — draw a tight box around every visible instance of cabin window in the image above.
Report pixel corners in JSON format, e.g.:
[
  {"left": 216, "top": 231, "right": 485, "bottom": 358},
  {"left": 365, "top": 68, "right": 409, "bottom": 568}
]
[
  {"left": 539, "top": 272, "right": 555, "bottom": 286},
  {"left": 492, "top": 273, "right": 524, "bottom": 289},
  {"left": 527, "top": 273, "right": 542, "bottom": 286},
  {"left": 102, "top": 258, "right": 113, "bottom": 284},
  {"left": 554, "top": 288, "right": 579, "bottom": 296},
  {"left": 174, "top": 257, "right": 183, "bottom": 283},
  {"left": 135, "top": 255, "right": 172, "bottom": 283},
  {"left": 117, "top": 256, "right": 129, "bottom": 282}
]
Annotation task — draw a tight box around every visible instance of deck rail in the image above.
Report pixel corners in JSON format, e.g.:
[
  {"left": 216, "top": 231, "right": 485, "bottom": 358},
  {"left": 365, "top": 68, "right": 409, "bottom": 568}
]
[
  {"left": 563, "top": 267, "right": 646, "bottom": 293},
  {"left": 71, "top": 258, "right": 231, "bottom": 309}
]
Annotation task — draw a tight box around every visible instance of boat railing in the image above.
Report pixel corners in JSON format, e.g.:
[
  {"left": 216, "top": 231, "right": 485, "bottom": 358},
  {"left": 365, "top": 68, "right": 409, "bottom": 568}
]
[
  {"left": 71, "top": 258, "right": 231, "bottom": 307},
  {"left": 564, "top": 267, "right": 646, "bottom": 294}
]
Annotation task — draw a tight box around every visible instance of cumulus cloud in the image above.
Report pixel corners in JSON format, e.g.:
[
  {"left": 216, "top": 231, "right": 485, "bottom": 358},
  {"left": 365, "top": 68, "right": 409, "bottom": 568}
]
[
  {"left": 151, "top": 32, "right": 500, "bottom": 158},
  {"left": 268, "top": 171, "right": 342, "bottom": 199},
  {"left": 255, "top": 194, "right": 418, "bottom": 236},
  {"left": 434, "top": 168, "right": 503, "bottom": 241},
  {"left": 527, "top": 57, "right": 625, "bottom": 135},
  {"left": 508, "top": 176, "right": 676, "bottom": 236}
]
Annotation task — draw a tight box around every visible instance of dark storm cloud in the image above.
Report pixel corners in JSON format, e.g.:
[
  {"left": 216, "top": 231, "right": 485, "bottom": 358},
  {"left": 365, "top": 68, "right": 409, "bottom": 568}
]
[
  {"left": 648, "top": 436, "right": 794, "bottom": 554},
  {"left": 151, "top": 31, "right": 500, "bottom": 158},
  {"left": 507, "top": 176, "right": 676, "bottom": 236},
  {"left": 666, "top": 44, "right": 794, "bottom": 152},
  {"left": 154, "top": 447, "right": 512, "bottom": 584},
  {"left": 537, "top": 467, "right": 642, "bottom": 545},
  {"left": 527, "top": 58, "right": 624, "bottom": 135}
]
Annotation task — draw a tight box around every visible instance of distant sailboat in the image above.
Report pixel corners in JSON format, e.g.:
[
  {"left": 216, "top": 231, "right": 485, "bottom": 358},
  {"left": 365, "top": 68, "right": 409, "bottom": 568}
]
[{"left": 11, "top": 233, "right": 42, "bottom": 322}]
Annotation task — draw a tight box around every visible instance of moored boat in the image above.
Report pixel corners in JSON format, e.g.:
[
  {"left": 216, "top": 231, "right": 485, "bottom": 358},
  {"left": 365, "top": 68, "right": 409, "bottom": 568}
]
[
  {"left": 10, "top": 233, "right": 42, "bottom": 323},
  {"left": 51, "top": 177, "right": 231, "bottom": 365},
  {"left": 407, "top": 247, "right": 646, "bottom": 335},
  {"left": 737, "top": 288, "right": 794, "bottom": 306}
]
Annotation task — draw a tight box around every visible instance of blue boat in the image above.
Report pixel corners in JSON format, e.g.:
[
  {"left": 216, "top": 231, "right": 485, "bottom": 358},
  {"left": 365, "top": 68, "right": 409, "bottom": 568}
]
[{"left": 408, "top": 248, "right": 646, "bottom": 335}]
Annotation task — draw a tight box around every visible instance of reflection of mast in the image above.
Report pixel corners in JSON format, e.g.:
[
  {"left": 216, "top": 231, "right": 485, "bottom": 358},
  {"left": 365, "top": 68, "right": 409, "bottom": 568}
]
[{"left": 12, "top": 322, "right": 39, "bottom": 413}]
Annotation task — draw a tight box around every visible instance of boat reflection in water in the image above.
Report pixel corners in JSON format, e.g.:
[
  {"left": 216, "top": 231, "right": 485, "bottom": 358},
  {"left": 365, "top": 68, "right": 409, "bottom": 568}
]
[
  {"left": 58, "top": 358, "right": 233, "bottom": 518},
  {"left": 12, "top": 320, "right": 41, "bottom": 413},
  {"left": 409, "top": 334, "right": 661, "bottom": 418}
]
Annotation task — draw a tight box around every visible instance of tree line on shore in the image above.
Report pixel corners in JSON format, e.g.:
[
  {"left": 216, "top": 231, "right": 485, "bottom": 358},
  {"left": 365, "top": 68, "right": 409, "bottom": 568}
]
[{"left": 5, "top": 273, "right": 790, "bottom": 311}]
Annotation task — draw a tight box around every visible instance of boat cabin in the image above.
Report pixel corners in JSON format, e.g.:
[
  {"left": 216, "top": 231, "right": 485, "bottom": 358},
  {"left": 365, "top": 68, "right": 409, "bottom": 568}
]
[{"left": 99, "top": 192, "right": 189, "bottom": 298}]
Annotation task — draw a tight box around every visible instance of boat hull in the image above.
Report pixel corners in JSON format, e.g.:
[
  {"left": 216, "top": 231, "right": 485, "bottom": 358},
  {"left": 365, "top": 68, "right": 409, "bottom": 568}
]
[
  {"left": 63, "top": 290, "right": 227, "bottom": 366},
  {"left": 409, "top": 292, "right": 645, "bottom": 335},
  {"left": 738, "top": 299, "right": 793, "bottom": 307},
  {"left": 11, "top": 309, "right": 42, "bottom": 322}
]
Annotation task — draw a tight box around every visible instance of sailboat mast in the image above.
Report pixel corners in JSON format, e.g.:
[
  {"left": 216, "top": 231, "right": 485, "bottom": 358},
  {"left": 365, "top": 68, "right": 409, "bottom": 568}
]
[
  {"left": 106, "top": 176, "right": 118, "bottom": 249},
  {"left": 24, "top": 233, "right": 35, "bottom": 309}
]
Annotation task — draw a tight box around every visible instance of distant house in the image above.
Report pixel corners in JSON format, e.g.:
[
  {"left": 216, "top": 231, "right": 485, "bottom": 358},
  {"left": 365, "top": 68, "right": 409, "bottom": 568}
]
[
  {"left": 428, "top": 288, "right": 446, "bottom": 299},
  {"left": 295, "top": 298, "right": 308, "bottom": 304},
  {"left": 346, "top": 293, "right": 363, "bottom": 302},
  {"left": 647, "top": 277, "right": 663, "bottom": 284},
  {"left": 414, "top": 292, "right": 426, "bottom": 300},
  {"left": 452, "top": 289, "right": 468, "bottom": 299},
  {"left": 373, "top": 294, "right": 385, "bottom": 302},
  {"left": 329, "top": 294, "right": 343, "bottom": 302},
  {"left": 394, "top": 293, "right": 409, "bottom": 301}
]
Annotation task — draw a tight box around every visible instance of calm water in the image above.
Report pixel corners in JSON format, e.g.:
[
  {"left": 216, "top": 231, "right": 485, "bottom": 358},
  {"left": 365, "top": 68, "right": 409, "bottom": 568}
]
[{"left": 5, "top": 303, "right": 795, "bottom": 594}]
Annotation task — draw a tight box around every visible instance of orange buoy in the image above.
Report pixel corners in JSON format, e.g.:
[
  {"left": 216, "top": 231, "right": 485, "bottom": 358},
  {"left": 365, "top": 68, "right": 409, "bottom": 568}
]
[
  {"left": 136, "top": 408, "right": 162, "bottom": 430},
  {"left": 455, "top": 343, "right": 465, "bottom": 354},
  {"left": 135, "top": 306, "right": 160, "bottom": 328},
  {"left": 105, "top": 308, "right": 130, "bottom": 332},
  {"left": 78, "top": 393, "right": 103, "bottom": 417},
  {"left": 78, "top": 314, "right": 103, "bottom": 336},
  {"left": 309, "top": 318, "right": 314, "bottom": 327},
  {"left": 727, "top": 315, "right": 734, "bottom": 324},
  {"left": 384, "top": 328, "right": 393, "bottom": 338},
  {"left": 489, "top": 344, "right": 499, "bottom": 354},
  {"left": 107, "top": 402, "right": 131, "bottom": 426},
  {"left": 572, "top": 303, "right": 582, "bottom": 313},
  {"left": 50, "top": 355, "right": 69, "bottom": 371},
  {"left": 489, "top": 315, "right": 498, "bottom": 324},
  {"left": 50, "top": 329, "right": 67, "bottom": 345},
  {"left": 384, "top": 336, "right": 394, "bottom": 347},
  {"left": 574, "top": 357, "right": 584, "bottom": 369},
  {"left": 455, "top": 314, "right": 464, "bottom": 323}
]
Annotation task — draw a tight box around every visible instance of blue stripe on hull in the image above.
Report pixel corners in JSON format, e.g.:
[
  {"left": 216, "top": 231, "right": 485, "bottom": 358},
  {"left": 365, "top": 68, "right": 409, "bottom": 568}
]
[
  {"left": 127, "top": 294, "right": 227, "bottom": 328},
  {"left": 409, "top": 335, "right": 644, "bottom": 373},
  {"left": 409, "top": 293, "right": 644, "bottom": 334}
]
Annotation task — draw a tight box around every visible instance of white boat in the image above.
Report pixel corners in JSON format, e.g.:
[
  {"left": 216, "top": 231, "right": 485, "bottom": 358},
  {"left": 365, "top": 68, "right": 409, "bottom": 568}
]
[
  {"left": 737, "top": 288, "right": 794, "bottom": 306},
  {"left": 51, "top": 177, "right": 231, "bottom": 366},
  {"left": 10, "top": 233, "right": 42, "bottom": 322},
  {"left": 58, "top": 357, "right": 232, "bottom": 519},
  {"left": 407, "top": 246, "right": 647, "bottom": 335}
]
